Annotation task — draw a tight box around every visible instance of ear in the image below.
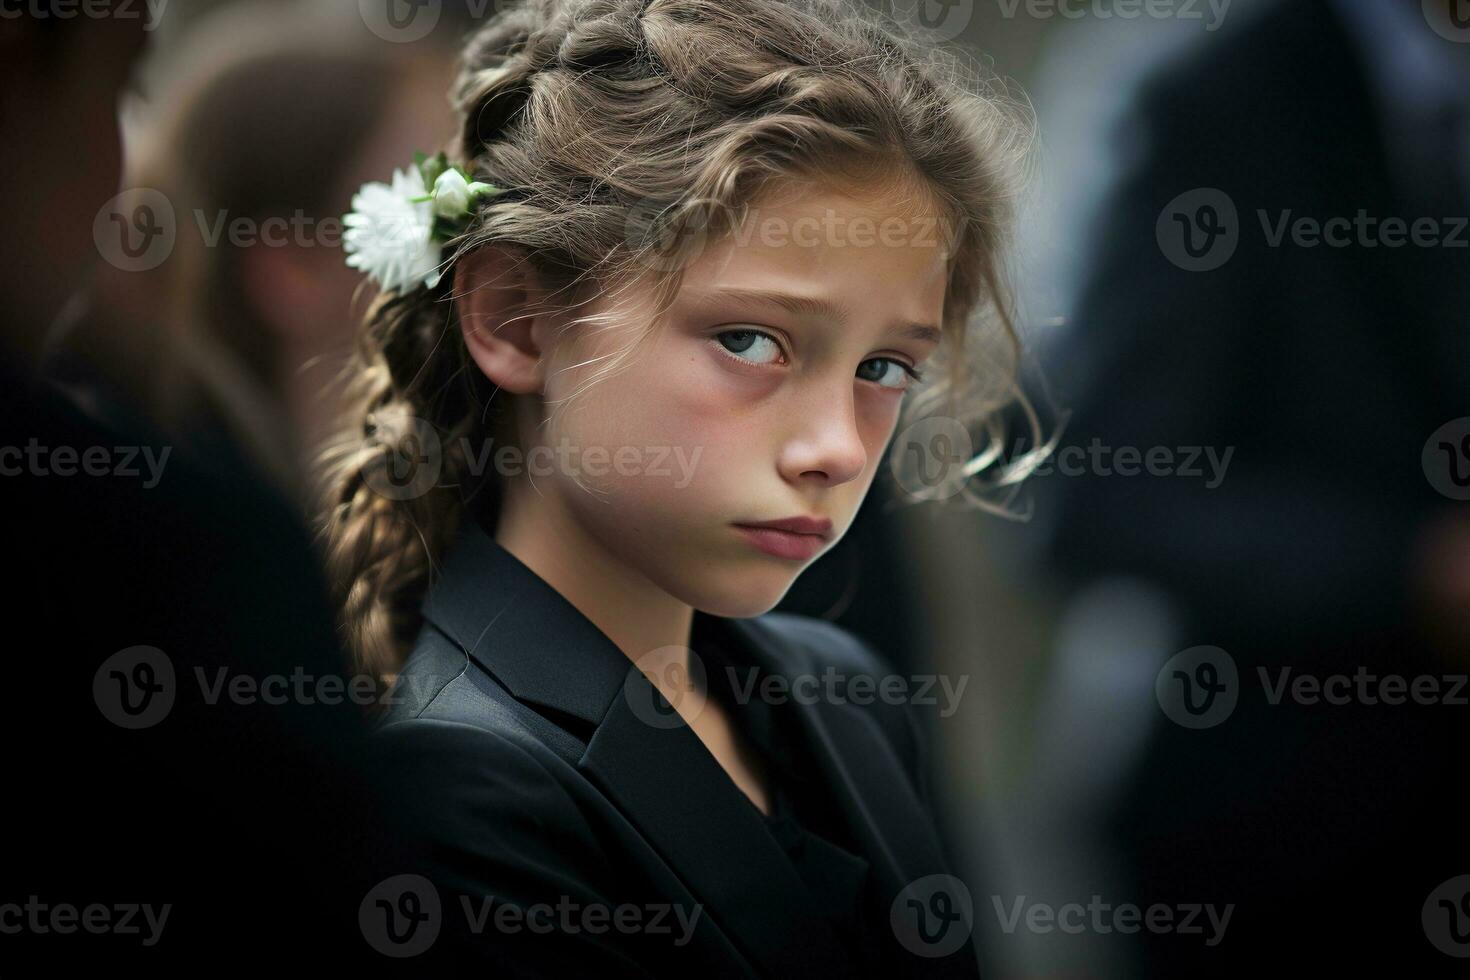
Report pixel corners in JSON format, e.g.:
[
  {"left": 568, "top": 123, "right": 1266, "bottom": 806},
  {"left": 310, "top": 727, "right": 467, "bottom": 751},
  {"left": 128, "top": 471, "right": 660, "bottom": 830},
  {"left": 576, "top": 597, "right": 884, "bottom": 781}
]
[{"left": 453, "top": 245, "right": 554, "bottom": 395}]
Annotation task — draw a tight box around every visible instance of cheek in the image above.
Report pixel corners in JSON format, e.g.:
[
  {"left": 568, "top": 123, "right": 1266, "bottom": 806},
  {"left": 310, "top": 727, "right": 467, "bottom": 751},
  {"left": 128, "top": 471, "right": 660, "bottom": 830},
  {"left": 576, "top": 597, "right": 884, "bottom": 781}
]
[
  {"left": 542, "top": 338, "right": 749, "bottom": 507},
  {"left": 542, "top": 329, "right": 902, "bottom": 520},
  {"left": 856, "top": 391, "right": 904, "bottom": 474},
  {"left": 559, "top": 337, "right": 763, "bottom": 478}
]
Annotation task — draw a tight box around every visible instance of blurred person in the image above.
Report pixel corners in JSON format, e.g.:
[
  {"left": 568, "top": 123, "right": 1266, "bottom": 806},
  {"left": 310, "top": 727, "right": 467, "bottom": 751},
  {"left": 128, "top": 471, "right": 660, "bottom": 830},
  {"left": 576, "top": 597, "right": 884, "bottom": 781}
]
[
  {"left": 0, "top": 0, "right": 408, "bottom": 967},
  {"left": 46, "top": 2, "right": 459, "bottom": 504},
  {"left": 1025, "top": 0, "right": 1469, "bottom": 973}
]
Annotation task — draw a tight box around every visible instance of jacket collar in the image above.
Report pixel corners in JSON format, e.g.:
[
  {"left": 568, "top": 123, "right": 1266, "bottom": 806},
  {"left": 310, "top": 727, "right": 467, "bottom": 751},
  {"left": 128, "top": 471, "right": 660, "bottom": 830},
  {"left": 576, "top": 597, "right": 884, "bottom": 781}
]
[
  {"left": 421, "top": 513, "right": 634, "bottom": 728},
  {"left": 421, "top": 515, "right": 978, "bottom": 978}
]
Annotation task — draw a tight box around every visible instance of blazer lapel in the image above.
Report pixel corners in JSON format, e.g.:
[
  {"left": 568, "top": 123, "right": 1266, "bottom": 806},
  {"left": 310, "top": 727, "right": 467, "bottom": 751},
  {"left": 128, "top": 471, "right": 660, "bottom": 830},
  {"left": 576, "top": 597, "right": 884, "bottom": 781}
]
[
  {"left": 727, "top": 616, "right": 980, "bottom": 977},
  {"left": 583, "top": 678, "right": 858, "bottom": 976},
  {"left": 420, "top": 517, "right": 859, "bottom": 977}
]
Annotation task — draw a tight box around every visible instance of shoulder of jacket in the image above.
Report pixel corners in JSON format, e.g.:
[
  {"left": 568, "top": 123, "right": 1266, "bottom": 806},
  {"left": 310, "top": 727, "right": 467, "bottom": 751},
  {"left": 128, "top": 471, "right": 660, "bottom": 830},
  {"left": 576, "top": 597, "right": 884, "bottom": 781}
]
[
  {"left": 372, "top": 708, "right": 591, "bottom": 838},
  {"left": 377, "top": 623, "right": 565, "bottom": 755},
  {"left": 369, "top": 711, "right": 621, "bottom": 903}
]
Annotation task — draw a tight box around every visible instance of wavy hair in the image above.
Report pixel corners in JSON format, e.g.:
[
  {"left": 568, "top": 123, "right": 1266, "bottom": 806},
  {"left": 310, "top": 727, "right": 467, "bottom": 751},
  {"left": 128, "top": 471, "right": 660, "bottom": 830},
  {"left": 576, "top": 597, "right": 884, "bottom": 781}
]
[{"left": 317, "top": 0, "right": 1044, "bottom": 684}]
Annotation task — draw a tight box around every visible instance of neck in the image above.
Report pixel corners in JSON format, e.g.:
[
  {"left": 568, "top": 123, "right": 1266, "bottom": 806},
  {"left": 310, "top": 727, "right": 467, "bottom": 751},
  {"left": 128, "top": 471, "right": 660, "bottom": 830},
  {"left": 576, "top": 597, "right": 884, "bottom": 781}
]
[{"left": 494, "top": 473, "right": 696, "bottom": 669}]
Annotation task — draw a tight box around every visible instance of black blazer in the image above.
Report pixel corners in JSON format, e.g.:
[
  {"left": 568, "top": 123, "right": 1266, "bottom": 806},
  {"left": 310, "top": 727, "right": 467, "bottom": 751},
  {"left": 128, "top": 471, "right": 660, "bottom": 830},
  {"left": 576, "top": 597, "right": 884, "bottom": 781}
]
[{"left": 371, "top": 515, "right": 980, "bottom": 977}]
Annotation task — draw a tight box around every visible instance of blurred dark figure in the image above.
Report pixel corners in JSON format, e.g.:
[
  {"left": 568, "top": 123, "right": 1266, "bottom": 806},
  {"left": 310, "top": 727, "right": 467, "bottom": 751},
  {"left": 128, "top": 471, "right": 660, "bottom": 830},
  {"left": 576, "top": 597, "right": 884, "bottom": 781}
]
[
  {"left": 0, "top": 2, "right": 406, "bottom": 968},
  {"left": 1029, "top": 0, "right": 1468, "bottom": 973}
]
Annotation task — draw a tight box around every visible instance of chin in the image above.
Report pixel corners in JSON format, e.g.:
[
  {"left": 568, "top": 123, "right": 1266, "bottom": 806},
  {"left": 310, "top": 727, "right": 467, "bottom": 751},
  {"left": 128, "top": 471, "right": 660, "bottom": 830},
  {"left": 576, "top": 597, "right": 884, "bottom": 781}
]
[{"left": 675, "top": 564, "right": 802, "bottom": 620}]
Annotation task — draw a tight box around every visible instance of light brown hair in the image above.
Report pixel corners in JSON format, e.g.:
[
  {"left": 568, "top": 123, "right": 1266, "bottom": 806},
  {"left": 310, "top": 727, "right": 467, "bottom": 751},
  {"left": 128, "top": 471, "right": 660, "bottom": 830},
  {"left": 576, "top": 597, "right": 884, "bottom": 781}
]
[{"left": 317, "top": 0, "right": 1041, "bottom": 684}]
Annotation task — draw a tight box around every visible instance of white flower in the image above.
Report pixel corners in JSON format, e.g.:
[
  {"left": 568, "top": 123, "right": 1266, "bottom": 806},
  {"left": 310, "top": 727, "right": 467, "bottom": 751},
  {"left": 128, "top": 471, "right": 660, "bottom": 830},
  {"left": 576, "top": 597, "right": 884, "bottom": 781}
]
[
  {"left": 343, "top": 166, "right": 444, "bottom": 294},
  {"left": 432, "top": 168, "right": 472, "bottom": 219}
]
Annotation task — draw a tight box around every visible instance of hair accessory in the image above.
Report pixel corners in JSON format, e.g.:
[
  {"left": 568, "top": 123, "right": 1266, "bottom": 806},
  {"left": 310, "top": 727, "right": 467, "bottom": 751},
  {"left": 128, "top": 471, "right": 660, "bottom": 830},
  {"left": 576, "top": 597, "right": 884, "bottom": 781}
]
[{"left": 343, "top": 152, "right": 506, "bottom": 295}]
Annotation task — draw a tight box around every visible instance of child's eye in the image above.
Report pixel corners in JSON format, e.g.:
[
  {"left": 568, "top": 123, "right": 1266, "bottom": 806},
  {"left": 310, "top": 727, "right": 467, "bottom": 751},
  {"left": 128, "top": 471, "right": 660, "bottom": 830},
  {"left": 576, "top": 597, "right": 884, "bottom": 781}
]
[
  {"left": 857, "top": 357, "right": 923, "bottom": 390},
  {"left": 713, "top": 329, "right": 784, "bottom": 365},
  {"left": 713, "top": 329, "right": 924, "bottom": 389}
]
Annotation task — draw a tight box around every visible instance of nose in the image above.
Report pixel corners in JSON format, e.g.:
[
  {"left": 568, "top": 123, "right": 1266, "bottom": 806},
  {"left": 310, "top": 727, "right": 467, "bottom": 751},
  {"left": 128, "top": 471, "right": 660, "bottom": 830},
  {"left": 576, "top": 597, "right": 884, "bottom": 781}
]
[{"left": 775, "top": 381, "right": 869, "bottom": 488}]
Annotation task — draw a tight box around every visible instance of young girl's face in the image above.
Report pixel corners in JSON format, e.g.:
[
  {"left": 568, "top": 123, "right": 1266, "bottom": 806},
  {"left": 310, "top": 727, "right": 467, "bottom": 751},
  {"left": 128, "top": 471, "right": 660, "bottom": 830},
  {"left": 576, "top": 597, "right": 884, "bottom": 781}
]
[{"left": 535, "top": 178, "right": 950, "bottom": 616}]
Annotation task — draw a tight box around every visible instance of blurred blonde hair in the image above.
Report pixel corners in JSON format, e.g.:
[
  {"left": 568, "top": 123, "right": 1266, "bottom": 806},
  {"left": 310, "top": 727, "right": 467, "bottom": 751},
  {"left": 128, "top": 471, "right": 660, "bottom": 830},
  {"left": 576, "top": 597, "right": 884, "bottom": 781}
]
[{"left": 77, "top": 4, "right": 440, "bottom": 498}]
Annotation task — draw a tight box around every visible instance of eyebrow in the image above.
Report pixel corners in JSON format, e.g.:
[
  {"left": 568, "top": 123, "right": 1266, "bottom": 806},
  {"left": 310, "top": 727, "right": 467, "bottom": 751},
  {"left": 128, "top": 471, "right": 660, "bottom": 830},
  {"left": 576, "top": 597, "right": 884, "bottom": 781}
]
[{"left": 708, "top": 286, "right": 942, "bottom": 345}]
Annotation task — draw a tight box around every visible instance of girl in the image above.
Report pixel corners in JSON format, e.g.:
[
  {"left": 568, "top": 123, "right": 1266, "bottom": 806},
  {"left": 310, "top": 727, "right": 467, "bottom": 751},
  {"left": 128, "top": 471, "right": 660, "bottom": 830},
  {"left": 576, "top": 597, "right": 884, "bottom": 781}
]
[{"left": 320, "top": 0, "right": 1036, "bottom": 974}]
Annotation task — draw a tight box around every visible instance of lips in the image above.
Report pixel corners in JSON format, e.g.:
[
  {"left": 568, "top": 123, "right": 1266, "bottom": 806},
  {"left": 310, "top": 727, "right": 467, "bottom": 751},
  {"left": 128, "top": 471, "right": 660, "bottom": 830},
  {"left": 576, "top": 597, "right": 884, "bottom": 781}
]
[
  {"left": 734, "top": 515, "right": 834, "bottom": 539},
  {"left": 731, "top": 516, "right": 833, "bottom": 561}
]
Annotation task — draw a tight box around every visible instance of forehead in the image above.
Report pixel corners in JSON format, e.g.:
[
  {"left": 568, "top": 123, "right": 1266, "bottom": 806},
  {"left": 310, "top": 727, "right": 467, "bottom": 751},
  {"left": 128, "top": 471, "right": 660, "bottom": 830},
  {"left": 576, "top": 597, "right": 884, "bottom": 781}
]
[{"left": 680, "top": 175, "right": 952, "bottom": 321}]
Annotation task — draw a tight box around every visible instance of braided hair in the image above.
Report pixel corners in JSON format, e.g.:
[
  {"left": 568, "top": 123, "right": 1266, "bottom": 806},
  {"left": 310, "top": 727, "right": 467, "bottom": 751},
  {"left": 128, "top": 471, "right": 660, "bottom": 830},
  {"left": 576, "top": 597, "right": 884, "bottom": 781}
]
[{"left": 316, "top": 0, "right": 1038, "bottom": 684}]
